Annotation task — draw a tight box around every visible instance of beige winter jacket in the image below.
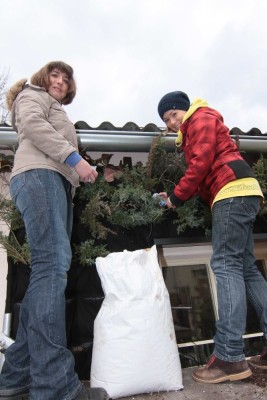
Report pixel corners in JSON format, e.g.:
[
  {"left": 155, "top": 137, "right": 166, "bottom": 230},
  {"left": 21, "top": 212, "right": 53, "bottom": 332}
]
[{"left": 7, "top": 81, "right": 80, "bottom": 190}]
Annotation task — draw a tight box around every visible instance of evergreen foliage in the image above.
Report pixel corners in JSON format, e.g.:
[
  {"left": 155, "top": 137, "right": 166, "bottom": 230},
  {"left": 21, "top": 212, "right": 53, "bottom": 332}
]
[
  {"left": 0, "top": 194, "right": 30, "bottom": 265},
  {"left": 0, "top": 136, "right": 267, "bottom": 266},
  {"left": 172, "top": 197, "right": 212, "bottom": 237},
  {"left": 252, "top": 154, "right": 267, "bottom": 217},
  {"left": 74, "top": 240, "right": 109, "bottom": 266}
]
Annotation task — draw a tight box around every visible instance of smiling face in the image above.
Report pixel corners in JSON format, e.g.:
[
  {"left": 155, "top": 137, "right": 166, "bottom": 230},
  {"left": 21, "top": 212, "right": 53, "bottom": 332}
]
[
  {"left": 48, "top": 68, "right": 69, "bottom": 102},
  {"left": 162, "top": 109, "right": 187, "bottom": 132}
]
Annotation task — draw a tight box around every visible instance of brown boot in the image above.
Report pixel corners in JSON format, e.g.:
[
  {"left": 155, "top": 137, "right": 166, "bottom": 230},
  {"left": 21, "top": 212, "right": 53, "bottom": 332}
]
[
  {"left": 192, "top": 354, "right": 252, "bottom": 384},
  {"left": 248, "top": 347, "right": 267, "bottom": 370}
]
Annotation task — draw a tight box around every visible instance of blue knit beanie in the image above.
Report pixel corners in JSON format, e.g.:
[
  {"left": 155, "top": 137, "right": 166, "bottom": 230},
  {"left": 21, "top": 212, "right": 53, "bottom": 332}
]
[{"left": 158, "top": 91, "right": 190, "bottom": 120}]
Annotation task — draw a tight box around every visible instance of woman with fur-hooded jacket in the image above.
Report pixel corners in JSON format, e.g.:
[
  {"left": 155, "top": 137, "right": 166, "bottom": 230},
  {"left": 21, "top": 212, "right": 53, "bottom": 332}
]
[
  {"left": 0, "top": 61, "right": 108, "bottom": 400},
  {"left": 157, "top": 91, "right": 267, "bottom": 384}
]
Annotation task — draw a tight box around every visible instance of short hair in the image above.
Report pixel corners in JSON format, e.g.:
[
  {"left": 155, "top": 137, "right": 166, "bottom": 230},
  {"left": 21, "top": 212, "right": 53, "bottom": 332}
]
[{"left": 30, "top": 61, "right": 76, "bottom": 105}]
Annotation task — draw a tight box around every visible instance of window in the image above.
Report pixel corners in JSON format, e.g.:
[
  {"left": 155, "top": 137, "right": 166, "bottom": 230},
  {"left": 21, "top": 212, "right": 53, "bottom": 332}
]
[
  {"left": 157, "top": 236, "right": 267, "bottom": 364},
  {"left": 157, "top": 234, "right": 267, "bottom": 347},
  {"left": 162, "top": 264, "right": 216, "bottom": 344}
]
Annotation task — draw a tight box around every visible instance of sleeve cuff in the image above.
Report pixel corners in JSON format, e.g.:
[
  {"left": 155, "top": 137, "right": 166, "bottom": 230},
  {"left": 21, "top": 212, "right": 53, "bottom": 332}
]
[
  {"left": 65, "top": 152, "right": 82, "bottom": 167},
  {"left": 169, "top": 193, "right": 184, "bottom": 207}
]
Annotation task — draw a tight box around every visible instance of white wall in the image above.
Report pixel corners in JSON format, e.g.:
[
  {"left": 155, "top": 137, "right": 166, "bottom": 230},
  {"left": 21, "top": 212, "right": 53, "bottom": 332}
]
[
  {"left": 0, "top": 172, "right": 10, "bottom": 334},
  {"left": 0, "top": 220, "right": 8, "bottom": 370},
  {"left": 0, "top": 225, "right": 8, "bottom": 331}
]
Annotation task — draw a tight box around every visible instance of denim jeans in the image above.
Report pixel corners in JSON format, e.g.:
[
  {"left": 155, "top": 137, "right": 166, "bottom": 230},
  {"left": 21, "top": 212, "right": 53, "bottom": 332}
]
[
  {"left": 211, "top": 196, "right": 267, "bottom": 362},
  {"left": 0, "top": 169, "right": 81, "bottom": 399}
]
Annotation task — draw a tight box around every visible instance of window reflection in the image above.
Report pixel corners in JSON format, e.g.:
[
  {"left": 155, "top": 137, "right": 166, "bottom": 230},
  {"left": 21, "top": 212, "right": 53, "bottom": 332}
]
[{"left": 162, "top": 264, "right": 216, "bottom": 343}]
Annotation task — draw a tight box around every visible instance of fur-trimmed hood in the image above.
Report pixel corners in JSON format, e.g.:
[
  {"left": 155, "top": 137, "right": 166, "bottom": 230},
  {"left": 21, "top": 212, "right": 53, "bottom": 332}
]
[{"left": 6, "top": 78, "right": 28, "bottom": 111}]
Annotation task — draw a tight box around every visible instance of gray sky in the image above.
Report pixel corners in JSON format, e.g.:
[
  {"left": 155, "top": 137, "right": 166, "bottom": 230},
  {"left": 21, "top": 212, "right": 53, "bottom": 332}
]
[{"left": 1, "top": 0, "right": 267, "bottom": 132}]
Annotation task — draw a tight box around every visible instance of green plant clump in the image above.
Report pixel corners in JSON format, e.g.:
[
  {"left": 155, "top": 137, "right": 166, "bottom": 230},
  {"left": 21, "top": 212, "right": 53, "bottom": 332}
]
[{"left": 1, "top": 136, "right": 267, "bottom": 266}]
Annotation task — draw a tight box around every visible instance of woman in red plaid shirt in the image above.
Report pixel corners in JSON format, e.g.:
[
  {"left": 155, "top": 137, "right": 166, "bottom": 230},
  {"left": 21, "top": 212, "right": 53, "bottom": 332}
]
[{"left": 158, "top": 91, "right": 267, "bottom": 384}]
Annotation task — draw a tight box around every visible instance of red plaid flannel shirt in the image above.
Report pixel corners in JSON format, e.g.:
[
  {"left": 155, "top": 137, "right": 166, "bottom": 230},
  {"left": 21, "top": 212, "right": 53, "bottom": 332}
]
[{"left": 170, "top": 107, "right": 250, "bottom": 207}]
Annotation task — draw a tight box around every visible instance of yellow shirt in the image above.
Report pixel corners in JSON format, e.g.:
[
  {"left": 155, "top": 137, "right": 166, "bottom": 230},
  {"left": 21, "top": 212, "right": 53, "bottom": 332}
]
[{"left": 212, "top": 177, "right": 264, "bottom": 207}]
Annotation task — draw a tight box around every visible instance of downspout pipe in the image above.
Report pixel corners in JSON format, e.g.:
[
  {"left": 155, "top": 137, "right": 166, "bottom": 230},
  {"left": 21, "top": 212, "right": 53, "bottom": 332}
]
[{"left": 0, "top": 127, "right": 267, "bottom": 153}]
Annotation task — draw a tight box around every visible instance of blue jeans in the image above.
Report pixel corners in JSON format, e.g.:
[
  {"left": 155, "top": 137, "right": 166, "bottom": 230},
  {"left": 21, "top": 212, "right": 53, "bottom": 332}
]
[
  {"left": 0, "top": 170, "right": 81, "bottom": 399},
  {"left": 211, "top": 196, "right": 267, "bottom": 362}
]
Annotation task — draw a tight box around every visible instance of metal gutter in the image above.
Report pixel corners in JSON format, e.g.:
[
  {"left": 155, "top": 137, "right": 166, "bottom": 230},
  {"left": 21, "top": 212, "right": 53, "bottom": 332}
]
[{"left": 0, "top": 126, "right": 267, "bottom": 152}]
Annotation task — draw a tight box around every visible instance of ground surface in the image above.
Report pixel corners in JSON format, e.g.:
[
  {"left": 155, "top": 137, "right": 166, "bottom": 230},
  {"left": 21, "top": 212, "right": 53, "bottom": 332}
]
[
  {"left": 248, "top": 365, "right": 267, "bottom": 388},
  {"left": 83, "top": 366, "right": 267, "bottom": 400}
]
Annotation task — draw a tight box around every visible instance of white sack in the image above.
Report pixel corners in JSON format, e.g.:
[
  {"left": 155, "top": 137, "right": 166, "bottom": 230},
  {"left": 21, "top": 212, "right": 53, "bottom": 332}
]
[{"left": 90, "top": 245, "right": 183, "bottom": 398}]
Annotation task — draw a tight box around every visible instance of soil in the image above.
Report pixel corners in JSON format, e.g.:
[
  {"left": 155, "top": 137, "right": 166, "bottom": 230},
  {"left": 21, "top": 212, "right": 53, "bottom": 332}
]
[{"left": 247, "top": 365, "right": 267, "bottom": 388}]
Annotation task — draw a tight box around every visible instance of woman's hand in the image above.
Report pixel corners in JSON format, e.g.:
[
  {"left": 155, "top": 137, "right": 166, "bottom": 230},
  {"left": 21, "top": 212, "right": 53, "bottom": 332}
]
[
  {"left": 74, "top": 158, "right": 98, "bottom": 183},
  {"left": 159, "top": 192, "right": 176, "bottom": 209}
]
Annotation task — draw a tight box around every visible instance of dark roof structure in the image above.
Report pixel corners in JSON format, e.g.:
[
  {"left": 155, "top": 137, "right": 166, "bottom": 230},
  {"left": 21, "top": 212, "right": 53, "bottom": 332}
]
[
  {"left": 1, "top": 120, "right": 267, "bottom": 135},
  {"left": 74, "top": 121, "right": 163, "bottom": 132}
]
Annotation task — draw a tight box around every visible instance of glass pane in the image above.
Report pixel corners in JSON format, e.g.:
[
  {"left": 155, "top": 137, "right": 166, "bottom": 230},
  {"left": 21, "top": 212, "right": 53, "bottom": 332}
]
[{"left": 162, "top": 264, "right": 216, "bottom": 343}]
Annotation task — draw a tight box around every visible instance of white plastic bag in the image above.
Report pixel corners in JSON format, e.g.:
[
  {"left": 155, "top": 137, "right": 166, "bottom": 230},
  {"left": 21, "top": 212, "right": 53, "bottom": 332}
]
[{"left": 90, "top": 245, "right": 183, "bottom": 398}]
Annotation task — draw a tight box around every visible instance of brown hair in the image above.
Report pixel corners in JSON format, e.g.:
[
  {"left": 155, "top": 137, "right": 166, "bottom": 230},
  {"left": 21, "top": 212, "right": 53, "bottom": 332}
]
[{"left": 30, "top": 61, "right": 76, "bottom": 105}]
